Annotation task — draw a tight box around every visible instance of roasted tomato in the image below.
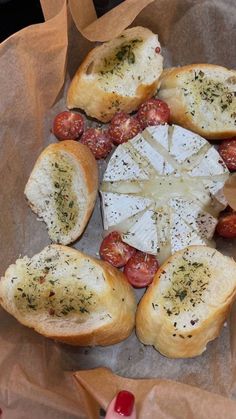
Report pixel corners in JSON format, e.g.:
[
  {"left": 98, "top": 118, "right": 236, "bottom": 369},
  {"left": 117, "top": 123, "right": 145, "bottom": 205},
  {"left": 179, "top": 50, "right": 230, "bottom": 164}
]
[
  {"left": 80, "top": 128, "right": 113, "bottom": 159},
  {"left": 124, "top": 251, "right": 159, "bottom": 288},
  {"left": 216, "top": 212, "right": 236, "bottom": 238},
  {"left": 53, "top": 111, "right": 84, "bottom": 140},
  {"left": 137, "top": 98, "right": 170, "bottom": 129},
  {"left": 108, "top": 112, "right": 142, "bottom": 145},
  {"left": 219, "top": 138, "right": 236, "bottom": 171},
  {"left": 99, "top": 231, "right": 136, "bottom": 268}
]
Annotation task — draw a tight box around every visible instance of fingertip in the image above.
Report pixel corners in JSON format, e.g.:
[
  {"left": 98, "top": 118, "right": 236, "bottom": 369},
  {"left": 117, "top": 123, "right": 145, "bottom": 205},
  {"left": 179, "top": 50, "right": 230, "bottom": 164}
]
[{"left": 105, "top": 391, "right": 136, "bottom": 419}]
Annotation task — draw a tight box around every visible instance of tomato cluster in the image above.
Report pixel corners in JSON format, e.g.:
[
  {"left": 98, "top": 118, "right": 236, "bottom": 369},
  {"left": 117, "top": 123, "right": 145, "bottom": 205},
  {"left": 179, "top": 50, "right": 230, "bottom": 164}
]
[
  {"left": 99, "top": 231, "right": 159, "bottom": 288},
  {"left": 52, "top": 98, "right": 170, "bottom": 160}
]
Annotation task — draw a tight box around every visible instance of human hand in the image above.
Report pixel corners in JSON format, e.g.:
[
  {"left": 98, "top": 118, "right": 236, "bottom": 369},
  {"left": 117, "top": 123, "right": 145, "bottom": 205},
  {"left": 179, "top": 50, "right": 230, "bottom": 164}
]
[{"left": 105, "top": 390, "right": 136, "bottom": 418}]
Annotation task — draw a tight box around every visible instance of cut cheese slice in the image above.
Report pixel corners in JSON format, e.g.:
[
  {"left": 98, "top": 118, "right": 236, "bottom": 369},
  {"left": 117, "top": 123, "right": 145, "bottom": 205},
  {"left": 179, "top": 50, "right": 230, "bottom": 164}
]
[
  {"left": 202, "top": 179, "right": 228, "bottom": 208},
  {"left": 103, "top": 143, "right": 149, "bottom": 182},
  {"left": 189, "top": 147, "right": 228, "bottom": 177},
  {"left": 168, "top": 197, "right": 217, "bottom": 240},
  {"left": 101, "top": 192, "right": 153, "bottom": 229},
  {"left": 122, "top": 209, "right": 158, "bottom": 255},
  {"left": 170, "top": 213, "right": 210, "bottom": 253},
  {"left": 130, "top": 135, "right": 165, "bottom": 174},
  {"left": 169, "top": 124, "right": 207, "bottom": 164},
  {"left": 146, "top": 124, "right": 169, "bottom": 151},
  {"left": 101, "top": 124, "right": 229, "bottom": 262}
]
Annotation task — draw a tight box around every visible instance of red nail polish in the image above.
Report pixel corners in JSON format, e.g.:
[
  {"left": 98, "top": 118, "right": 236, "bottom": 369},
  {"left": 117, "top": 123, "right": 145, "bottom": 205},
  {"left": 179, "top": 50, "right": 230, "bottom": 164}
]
[{"left": 114, "top": 390, "right": 135, "bottom": 416}]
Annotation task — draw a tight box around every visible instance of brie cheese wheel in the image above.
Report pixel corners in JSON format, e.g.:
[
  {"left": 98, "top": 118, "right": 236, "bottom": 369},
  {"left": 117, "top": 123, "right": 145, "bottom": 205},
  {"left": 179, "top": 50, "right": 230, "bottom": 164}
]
[{"left": 101, "top": 124, "right": 229, "bottom": 263}]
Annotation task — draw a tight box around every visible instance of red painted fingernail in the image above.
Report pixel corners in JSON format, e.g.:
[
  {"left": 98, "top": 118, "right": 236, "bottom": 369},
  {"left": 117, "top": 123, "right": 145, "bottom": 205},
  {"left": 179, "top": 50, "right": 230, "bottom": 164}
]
[{"left": 114, "top": 390, "right": 135, "bottom": 416}]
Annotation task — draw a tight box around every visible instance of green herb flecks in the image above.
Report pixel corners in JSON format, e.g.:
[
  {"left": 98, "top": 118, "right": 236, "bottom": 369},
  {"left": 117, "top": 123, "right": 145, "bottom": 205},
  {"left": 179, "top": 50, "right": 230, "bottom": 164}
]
[
  {"left": 13, "top": 257, "right": 95, "bottom": 318},
  {"left": 97, "top": 39, "right": 143, "bottom": 77},
  {"left": 50, "top": 156, "right": 79, "bottom": 237},
  {"left": 160, "top": 258, "right": 210, "bottom": 317}
]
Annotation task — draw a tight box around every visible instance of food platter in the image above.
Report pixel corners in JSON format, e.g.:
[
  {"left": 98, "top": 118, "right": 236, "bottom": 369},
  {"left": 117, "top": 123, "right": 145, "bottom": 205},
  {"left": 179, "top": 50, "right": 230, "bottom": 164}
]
[{"left": 0, "top": 0, "right": 236, "bottom": 417}]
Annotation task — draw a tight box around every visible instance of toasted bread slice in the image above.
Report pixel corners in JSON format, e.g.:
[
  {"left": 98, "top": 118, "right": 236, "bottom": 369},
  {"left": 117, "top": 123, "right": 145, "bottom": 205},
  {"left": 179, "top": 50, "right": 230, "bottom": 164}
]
[
  {"left": 24, "top": 141, "right": 98, "bottom": 245},
  {"left": 0, "top": 245, "right": 136, "bottom": 346},
  {"left": 158, "top": 64, "right": 236, "bottom": 139},
  {"left": 136, "top": 246, "right": 236, "bottom": 358},
  {"left": 67, "top": 26, "right": 163, "bottom": 122}
]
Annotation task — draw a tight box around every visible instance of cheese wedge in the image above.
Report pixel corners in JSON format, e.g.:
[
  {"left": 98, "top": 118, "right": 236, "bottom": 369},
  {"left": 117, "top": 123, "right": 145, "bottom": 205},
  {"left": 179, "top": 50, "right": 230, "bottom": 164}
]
[{"left": 158, "top": 64, "right": 236, "bottom": 140}]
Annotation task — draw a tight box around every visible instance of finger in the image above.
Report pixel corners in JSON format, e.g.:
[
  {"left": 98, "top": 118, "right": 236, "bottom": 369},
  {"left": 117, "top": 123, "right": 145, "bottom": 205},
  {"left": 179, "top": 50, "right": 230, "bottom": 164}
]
[{"left": 105, "top": 391, "right": 136, "bottom": 419}]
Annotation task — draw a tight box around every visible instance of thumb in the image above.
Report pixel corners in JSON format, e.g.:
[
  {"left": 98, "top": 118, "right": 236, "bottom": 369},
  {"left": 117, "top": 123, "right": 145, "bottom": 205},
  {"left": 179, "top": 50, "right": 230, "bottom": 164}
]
[{"left": 105, "top": 391, "right": 136, "bottom": 419}]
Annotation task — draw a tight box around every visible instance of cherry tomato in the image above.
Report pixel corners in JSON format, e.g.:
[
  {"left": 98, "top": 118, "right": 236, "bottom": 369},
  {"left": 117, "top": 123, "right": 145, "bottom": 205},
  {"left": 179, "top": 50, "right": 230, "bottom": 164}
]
[
  {"left": 219, "top": 138, "right": 236, "bottom": 171},
  {"left": 80, "top": 128, "right": 113, "bottom": 159},
  {"left": 99, "top": 231, "right": 136, "bottom": 267},
  {"left": 53, "top": 111, "right": 84, "bottom": 140},
  {"left": 108, "top": 112, "right": 142, "bottom": 145},
  {"left": 216, "top": 212, "right": 236, "bottom": 238},
  {"left": 124, "top": 251, "right": 159, "bottom": 288},
  {"left": 137, "top": 98, "right": 170, "bottom": 129}
]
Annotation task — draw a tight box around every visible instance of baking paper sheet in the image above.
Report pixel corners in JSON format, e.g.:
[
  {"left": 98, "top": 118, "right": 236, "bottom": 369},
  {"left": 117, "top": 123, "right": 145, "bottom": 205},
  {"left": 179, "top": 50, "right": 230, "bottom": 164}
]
[{"left": 0, "top": 0, "right": 236, "bottom": 417}]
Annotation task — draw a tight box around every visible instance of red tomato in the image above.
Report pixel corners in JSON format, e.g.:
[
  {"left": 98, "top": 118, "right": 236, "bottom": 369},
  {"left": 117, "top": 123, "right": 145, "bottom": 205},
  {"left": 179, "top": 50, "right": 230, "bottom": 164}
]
[
  {"left": 137, "top": 98, "right": 170, "bottom": 129},
  {"left": 155, "top": 46, "right": 161, "bottom": 53},
  {"left": 219, "top": 138, "right": 236, "bottom": 171},
  {"left": 99, "top": 231, "right": 136, "bottom": 267},
  {"left": 80, "top": 128, "right": 113, "bottom": 159},
  {"left": 108, "top": 112, "right": 142, "bottom": 145},
  {"left": 53, "top": 111, "right": 84, "bottom": 140},
  {"left": 124, "top": 251, "right": 159, "bottom": 288},
  {"left": 216, "top": 212, "right": 236, "bottom": 238}
]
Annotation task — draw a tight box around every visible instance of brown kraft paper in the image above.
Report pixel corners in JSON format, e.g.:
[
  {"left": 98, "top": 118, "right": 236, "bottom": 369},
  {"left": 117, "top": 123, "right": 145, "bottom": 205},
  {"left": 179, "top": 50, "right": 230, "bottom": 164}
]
[{"left": 0, "top": 0, "right": 236, "bottom": 418}]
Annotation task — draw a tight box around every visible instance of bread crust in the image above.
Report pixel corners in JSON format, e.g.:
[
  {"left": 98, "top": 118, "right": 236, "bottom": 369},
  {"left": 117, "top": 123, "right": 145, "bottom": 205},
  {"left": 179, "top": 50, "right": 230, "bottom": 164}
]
[
  {"left": 136, "top": 246, "right": 236, "bottom": 358},
  {"left": 25, "top": 141, "right": 98, "bottom": 244},
  {"left": 158, "top": 64, "right": 236, "bottom": 140},
  {"left": 67, "top": 71, "right": 159, "bottom": 123},
  {"left": 0, "top": 245, "right": 136, "bottom": 346},
  {"left": 67, "top": 27, "right": 163, "bottom": 122}
]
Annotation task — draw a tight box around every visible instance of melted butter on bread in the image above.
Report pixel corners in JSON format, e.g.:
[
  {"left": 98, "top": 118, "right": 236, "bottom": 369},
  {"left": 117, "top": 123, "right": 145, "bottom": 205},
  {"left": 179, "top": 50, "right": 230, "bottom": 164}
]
[
  {"left": 136, "top": 246, "right": 236, "bottom": 357},
  {"left": 24, "top": 141, "right": 98, "bottom": 246},
  {"left": 0, "top": 245, "right": 136, "bottom": 346},
  {"left": 13, "top": 252, "right": 100, "bottom": 318},
  {"left": 67, "top": 26, "right": 163, "bottom": 122},
  {"left": 180, "top": 69, "right": 236, "bottom": 131},
  {"left": 155, "top": 258, "right": 210, "bottom": 317},
  {"left": 158, "top": 64, "right": 236, "bottom": 139},
  {"left": 49, "top": 152, "right": 79, "bottom": 237}
]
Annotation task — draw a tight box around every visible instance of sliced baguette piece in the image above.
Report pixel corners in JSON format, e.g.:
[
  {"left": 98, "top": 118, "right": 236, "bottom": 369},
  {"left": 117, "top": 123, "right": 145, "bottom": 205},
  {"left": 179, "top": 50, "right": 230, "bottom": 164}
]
[
  {"left": 67, "top": 26, "right": 163, "bottom": 122},
  {"left": 158, "top": 64, "right": 236, "bottom": 139},
  {"left": 24, "top": 141, "right": 98, "bottom": 245},
  {"left": 136, "top": 246, "right": 236, "bottom": 358},
  {"left": 0, "top": 245, "right": 136, "bottom": 346}
]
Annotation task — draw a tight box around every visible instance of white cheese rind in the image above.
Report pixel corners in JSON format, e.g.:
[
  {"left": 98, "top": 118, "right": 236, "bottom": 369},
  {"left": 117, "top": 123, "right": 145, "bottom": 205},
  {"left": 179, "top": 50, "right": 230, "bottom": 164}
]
[
  {"left": 168, "top": 197, "right": 218, "bottom": 239},
  {"left": 122, "top": 209, "right": 158, "bottom": 255},
  {"left": 169, "top": 125, "right": 209, "bottom": 168},
  {"left": 146, "top": 124, "right": 169, "bottom": 151},
  {"left": 130, "top": 135, "right": 165, "bottom": 174},
  {"left": 103, "top": 144, "right": 149, "bottom": 181},
  {"left": 101, "top": 124, "right": 229, "bottom": 261},
  {"left": 170, "top": 213, "right": 209, "bottom": 253},
  {"left": 189, "top": 147, "right": 228, "bottom": 177},
  {"left": 101, "top": 192, "right": 153, "bottom": 229}
]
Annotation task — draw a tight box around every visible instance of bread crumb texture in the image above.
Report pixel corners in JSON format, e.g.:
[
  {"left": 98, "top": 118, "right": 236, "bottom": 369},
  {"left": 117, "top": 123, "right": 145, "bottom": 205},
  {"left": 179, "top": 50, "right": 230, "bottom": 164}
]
[
  {"left": 12, "top": 247, "right": 105, "bottom": 320},
  {"left": 180, "top": 69, "right": 236, "bottom": 131}
]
